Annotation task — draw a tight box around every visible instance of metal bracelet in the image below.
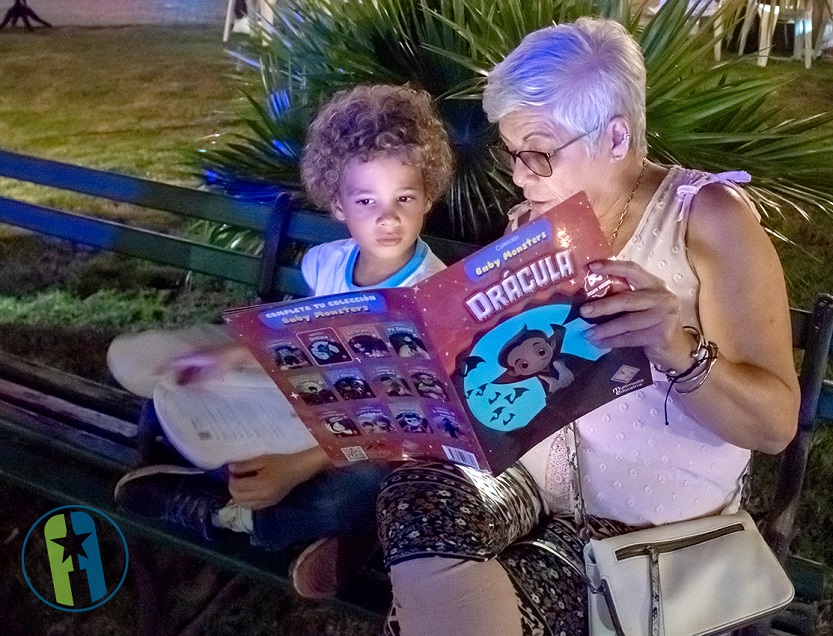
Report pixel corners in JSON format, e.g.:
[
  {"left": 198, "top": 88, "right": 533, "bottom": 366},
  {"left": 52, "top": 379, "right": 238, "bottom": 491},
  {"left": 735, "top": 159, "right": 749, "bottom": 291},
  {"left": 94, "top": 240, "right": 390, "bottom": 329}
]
[
  {"left": 673, "top": 342, "right": 719, "bottom": 394},
  {"left": 653, "top": 326, "right": 708, "bottom": 379}
]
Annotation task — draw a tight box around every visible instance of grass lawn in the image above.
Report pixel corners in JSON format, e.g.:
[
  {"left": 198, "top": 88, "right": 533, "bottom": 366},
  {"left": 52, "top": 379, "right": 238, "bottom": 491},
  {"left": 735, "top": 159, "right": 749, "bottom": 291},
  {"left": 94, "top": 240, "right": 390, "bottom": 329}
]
[{"left": 0, "top": 24, "right": 832, "bottom": 635}]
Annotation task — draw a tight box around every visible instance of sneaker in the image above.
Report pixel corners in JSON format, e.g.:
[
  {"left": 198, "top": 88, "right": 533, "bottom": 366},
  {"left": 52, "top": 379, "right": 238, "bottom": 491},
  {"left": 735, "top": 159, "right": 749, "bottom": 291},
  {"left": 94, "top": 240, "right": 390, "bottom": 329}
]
[
  {"left": 289, "top": 533, "right": 379, "bottom": 600},
  {"left": 114, "top": 464, "right": 228, "bottom": 541}
]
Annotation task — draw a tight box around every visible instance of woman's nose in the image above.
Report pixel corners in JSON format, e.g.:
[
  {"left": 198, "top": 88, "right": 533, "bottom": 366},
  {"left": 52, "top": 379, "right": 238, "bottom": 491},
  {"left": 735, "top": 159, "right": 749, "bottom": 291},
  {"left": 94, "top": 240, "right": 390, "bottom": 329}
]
[{"left": 512, "top": 158, "right": 535, "bottom": 187}]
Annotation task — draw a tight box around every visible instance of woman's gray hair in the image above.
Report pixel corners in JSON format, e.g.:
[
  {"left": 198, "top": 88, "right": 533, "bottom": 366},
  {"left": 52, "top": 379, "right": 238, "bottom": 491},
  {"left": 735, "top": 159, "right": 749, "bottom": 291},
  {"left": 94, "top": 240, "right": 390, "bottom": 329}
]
[{"left": 482, "top": 17, "right": 647, "bottom": 156}]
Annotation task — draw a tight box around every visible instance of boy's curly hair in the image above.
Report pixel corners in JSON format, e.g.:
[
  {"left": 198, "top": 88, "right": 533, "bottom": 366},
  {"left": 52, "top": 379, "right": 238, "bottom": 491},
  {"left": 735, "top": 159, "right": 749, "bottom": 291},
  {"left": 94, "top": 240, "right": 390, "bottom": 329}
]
[{"left": 300, "top": 84, "right": 454, "bottom": 211}]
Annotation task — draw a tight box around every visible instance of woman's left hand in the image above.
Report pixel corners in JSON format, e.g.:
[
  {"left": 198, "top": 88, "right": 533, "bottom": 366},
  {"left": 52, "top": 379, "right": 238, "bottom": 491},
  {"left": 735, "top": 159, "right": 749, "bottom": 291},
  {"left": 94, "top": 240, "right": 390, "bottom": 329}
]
[{"left": 579, "top": 259, "right": 694, "bottom": 371}]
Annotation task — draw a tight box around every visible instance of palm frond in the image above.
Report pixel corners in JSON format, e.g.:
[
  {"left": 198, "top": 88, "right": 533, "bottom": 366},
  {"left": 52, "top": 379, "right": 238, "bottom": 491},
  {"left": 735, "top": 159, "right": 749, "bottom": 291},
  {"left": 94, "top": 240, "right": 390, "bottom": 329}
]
[{"left": 199, "top": 0, "right": 833, "bottom": 247}]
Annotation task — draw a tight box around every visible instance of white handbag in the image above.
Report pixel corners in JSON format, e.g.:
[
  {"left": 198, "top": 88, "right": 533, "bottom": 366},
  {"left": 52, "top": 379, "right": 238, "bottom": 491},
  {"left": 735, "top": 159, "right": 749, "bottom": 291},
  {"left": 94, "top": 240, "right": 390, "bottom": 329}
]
[
  {"left": 562, "top": 423, "right": 794, "bottom": 636},
  {"left": 583, "top": 509, "right": 795, "bottom": 636}
]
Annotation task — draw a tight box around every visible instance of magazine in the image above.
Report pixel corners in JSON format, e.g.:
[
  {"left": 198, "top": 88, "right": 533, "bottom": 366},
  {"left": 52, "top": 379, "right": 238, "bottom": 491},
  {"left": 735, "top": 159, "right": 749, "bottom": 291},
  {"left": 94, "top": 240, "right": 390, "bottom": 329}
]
[
  {"left": 153, "top": 367, "right": 318, "bottom": 469},
  {"left": 222, "top": 192, "right": 652, "bottom": 475}
]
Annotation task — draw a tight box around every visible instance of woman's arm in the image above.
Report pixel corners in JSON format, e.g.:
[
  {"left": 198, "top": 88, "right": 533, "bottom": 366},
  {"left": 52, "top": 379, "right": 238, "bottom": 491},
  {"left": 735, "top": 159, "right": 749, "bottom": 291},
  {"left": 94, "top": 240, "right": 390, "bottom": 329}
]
[{"left": 579, "top": 184, "right": 800, "bottom": 453}]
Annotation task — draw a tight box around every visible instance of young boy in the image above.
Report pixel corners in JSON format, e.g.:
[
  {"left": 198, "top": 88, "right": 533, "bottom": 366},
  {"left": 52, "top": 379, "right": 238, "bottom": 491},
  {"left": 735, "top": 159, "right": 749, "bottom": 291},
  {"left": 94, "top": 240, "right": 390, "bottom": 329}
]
[{"left": 113, "top": 84, "right": 454, "bottom": 598}]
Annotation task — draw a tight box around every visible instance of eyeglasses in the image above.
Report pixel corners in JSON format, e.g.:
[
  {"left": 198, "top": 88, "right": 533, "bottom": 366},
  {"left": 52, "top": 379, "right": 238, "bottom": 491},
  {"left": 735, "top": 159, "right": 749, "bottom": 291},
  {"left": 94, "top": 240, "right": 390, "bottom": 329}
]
[{"left": 489, "top": 130, "right": 593, "bottom": 178}]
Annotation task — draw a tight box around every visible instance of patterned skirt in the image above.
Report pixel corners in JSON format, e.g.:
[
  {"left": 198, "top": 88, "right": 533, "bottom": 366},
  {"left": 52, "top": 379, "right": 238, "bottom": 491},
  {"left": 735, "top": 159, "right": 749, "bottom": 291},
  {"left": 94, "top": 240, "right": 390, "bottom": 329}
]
[{"left": 377, "top": 461, "right": 632, "bottom": 636}]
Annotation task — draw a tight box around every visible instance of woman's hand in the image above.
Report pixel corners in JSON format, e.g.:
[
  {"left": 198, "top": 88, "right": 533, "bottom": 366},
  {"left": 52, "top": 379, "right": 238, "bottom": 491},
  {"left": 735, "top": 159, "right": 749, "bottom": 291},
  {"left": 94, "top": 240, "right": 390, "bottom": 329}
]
[
  {"left": 579, "top": 259, "right": 696, "bottom": 372},
  {"left": 227, "top": 447, "right": 330, "bottom": 510}
]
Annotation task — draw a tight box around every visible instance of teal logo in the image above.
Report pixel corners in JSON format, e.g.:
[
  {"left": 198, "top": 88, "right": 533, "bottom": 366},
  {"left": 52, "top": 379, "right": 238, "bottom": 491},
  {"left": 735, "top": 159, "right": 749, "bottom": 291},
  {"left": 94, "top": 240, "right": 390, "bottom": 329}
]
[{"left": 21, "top": 505, "right": 129, "bottom": 611}]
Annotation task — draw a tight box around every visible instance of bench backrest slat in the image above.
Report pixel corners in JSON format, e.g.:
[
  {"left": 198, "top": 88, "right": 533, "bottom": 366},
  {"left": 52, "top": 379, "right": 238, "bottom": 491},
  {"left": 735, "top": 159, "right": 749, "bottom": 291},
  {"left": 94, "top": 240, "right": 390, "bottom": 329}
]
[
  {"left": 0, "top": 195, "right": 262, "bottom": 284},
  {"left": 0, "top": 149, "right": 270, "bottom": 230},
  {"left": 765, "top": 293, "right": 833, "bottom": 564}
]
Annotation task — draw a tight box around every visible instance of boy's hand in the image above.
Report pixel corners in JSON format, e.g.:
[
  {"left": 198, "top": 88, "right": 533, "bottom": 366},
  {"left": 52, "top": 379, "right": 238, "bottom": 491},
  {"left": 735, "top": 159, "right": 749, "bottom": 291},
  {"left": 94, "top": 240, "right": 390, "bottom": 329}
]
[
  {"left": 166, "top": 343, "right": 257, "bottom": 385},
  {"left": 227, "top": 447, "right": 330, "bottom": 510}
]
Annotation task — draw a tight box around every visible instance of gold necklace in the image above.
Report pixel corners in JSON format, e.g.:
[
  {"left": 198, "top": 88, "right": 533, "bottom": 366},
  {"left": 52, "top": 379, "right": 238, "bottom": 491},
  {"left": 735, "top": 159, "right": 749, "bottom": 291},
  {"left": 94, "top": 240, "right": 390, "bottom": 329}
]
[{"left": 608, "top": 158, "right": 647, "bottom": 246}]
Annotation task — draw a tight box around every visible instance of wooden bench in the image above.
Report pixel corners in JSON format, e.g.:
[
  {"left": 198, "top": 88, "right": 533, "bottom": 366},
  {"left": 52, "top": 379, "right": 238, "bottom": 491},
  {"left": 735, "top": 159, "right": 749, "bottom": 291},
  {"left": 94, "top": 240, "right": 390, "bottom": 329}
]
[{"left": 0, "top": 149, "right": 830, "bottom": 635}]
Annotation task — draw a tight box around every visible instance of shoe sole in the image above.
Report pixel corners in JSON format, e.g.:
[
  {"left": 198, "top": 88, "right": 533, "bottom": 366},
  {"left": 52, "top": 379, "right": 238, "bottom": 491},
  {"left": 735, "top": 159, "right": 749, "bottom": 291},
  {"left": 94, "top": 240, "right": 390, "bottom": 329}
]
[
  {"left": 289, "top": 537, "right": 340, "bottom": 600},
  {"left": 114, "top": 463, "right": 206, "bottom": 500}
]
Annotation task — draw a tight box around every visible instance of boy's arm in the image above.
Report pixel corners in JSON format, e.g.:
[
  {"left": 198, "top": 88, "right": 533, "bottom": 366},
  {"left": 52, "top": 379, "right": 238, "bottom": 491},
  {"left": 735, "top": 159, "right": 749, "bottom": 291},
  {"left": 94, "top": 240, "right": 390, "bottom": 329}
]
[
  {"left": 300, "top": 244, "right": 323, "bottom": 296},
  {"left": 168, "top": 336, "right": 259, "bottom": 384}
]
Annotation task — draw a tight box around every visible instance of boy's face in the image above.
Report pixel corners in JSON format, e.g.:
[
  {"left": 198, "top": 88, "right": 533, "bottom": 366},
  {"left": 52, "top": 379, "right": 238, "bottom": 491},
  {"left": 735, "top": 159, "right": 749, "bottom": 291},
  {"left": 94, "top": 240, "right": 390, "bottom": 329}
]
[{"left": 333, "top": 156, "right": 431, "bottom": 269}]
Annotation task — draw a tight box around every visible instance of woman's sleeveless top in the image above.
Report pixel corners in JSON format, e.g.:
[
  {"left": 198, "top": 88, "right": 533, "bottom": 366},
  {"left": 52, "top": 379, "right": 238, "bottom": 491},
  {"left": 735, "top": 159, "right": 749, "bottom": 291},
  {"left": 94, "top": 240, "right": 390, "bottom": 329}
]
[{"left": 518, "top": 166, "right": 756, "bottom": 527}]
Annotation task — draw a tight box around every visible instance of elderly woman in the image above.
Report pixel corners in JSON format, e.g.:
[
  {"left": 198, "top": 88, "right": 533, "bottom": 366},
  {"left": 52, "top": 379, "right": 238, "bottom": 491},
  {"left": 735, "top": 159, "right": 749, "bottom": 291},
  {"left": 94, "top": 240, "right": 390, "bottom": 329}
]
[{"left": 377, "top": 17, "right": 800, "bottom": 636}]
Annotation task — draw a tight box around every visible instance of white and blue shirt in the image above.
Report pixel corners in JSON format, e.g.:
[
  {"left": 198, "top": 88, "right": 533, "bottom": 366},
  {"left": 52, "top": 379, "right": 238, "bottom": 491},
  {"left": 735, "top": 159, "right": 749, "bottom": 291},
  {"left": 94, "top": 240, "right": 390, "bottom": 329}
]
[{"left": 301, "top": 238, "right": 446, "bottom": 296}]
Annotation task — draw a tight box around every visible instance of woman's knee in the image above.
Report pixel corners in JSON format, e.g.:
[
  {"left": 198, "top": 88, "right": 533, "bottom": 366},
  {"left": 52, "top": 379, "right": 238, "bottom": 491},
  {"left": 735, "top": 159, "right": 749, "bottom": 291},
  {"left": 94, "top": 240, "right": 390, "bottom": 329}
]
[{"left": 389, "top": 556, "right": 523, "bottom": 636}]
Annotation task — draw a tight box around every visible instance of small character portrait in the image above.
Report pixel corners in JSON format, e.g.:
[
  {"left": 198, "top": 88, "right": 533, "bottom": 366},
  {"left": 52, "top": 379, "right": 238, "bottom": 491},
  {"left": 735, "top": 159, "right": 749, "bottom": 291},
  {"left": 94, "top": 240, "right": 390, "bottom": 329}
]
[
  {"left": 411, "top": 371, "right": 448, "bottom": 400},
  {"left": 388, "top": 331, "right": 430, "bottom": 358},
  {"left": 496, "top": 324, "right": 575, "bottom": 395},
  {"left": 333, "top": 375, "right": 375, "bottom": 400},
  {"left": 359, "top": 414, "right": 394, "bottom": 435},
  {"left": 295, "top": 378, "right": 338, "bottom": 405},
  {"left": 271, "top": 343, "right": 311, "bottom": 370},
  {"left": 309, "top": 339, "right": 350, "bottom": 363},
  {"left": 439, "top": 416, "right": 461, "bottom": 438},
  {"left": 324, "top": 415, "right": 360, "bottom": 437},
  {"left": 395, "top": 410, "right": 432, "bottom": 434},
  {"left": 377, "top": 373, "right": 413, "bottom": 397},
  {"left": 348, "top": 334, "right": 390, "bottom": 358}
]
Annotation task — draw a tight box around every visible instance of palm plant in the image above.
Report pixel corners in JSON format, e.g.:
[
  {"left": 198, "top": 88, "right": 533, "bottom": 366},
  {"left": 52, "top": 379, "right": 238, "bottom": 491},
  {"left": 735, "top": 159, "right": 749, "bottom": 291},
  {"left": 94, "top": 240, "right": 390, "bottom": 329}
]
[{"left": 198, "top": 0, "right": 833, "bottom": 248}]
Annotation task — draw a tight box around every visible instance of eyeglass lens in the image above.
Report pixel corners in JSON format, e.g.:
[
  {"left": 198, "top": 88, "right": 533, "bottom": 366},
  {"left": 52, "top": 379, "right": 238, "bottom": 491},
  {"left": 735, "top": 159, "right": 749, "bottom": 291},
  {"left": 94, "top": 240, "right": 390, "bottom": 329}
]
[{"left": 489, "top": 147, "right": 552, "bottom": 177}]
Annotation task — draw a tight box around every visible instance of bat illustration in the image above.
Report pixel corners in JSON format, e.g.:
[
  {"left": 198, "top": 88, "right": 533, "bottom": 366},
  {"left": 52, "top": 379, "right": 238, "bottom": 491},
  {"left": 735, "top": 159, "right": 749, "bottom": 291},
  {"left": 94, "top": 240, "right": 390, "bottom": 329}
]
[
  {"left": 488, "top": 391, "right": 502, "bottom": 405},
  {"left": 502, "top": 412, "right": 517, "bottom": 426},
  {"left": 458, "top": 355, "right": 486, "bottom": 378},
  {"left": 465, "top": 389, "right": 474, "bottom": 398},
  {"left": 503, "top": 387, "right": 530, "bottom": 404},
  {"left": 475, "top": 383, "right": 488, "bottom": 397},
  {"left": 490, "top": 406, "right": 507, "bottom": 422}
]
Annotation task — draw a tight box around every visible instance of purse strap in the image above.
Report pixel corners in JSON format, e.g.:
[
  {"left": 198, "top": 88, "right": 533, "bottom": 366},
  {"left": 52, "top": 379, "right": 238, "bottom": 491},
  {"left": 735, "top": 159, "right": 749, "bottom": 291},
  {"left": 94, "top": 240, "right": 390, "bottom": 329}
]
[{"left": 567, "top": 421, "right": 592, "bottom": 543}]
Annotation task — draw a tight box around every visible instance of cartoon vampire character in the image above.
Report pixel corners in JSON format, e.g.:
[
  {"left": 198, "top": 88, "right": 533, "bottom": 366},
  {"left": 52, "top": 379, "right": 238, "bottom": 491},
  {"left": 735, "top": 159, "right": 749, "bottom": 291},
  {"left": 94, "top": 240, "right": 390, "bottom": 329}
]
[{"left": 495, "top": 324, "right": 576, "bottom": 395}]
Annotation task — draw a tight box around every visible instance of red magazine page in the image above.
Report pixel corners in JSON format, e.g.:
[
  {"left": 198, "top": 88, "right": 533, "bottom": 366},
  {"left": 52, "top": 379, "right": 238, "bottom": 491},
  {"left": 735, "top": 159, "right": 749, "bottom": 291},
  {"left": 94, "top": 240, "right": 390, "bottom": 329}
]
[
  {"left": 224, "top": 192, "right": 651, "bottom": 474},
  {"left": 224, "top": 287, "right": 486, "bottom": 469}
]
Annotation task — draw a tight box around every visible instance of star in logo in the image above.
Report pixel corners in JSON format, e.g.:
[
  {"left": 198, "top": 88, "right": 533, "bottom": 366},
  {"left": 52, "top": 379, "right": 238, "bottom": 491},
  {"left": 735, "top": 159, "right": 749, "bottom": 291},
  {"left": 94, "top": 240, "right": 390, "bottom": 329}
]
[{"left": 49, "top": 519, "right": 92, "bottom": 564}]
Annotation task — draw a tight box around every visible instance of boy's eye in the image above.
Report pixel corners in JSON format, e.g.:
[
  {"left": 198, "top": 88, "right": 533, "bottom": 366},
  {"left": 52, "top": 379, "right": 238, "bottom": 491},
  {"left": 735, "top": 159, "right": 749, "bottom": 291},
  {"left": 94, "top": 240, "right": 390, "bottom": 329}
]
[
  {"left": 398, "top": 195, "right": 415, "bottom": 203},
  {"left": 355, "top": 198, "right": 374, "bottom": 206}
]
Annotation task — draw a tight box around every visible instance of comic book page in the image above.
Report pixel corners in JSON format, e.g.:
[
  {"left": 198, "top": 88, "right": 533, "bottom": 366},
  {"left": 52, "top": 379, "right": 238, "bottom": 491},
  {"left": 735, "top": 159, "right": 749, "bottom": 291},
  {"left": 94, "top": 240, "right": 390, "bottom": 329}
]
[
  {"left": 223, "top": 290, "right": 489, "bottom": 469},
  {"left": 152, "top": 368, "right": 319, "bottom": 470},
  {"left": 413, "top": 192, "right": 652, "bottom": 473}
]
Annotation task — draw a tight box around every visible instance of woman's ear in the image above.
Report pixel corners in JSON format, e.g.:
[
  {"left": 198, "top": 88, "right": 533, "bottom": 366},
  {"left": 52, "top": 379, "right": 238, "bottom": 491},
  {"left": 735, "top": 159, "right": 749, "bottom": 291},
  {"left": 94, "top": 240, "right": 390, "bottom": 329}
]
[{"left": 607, "top": 116, "right": 631, "bottom": 161}]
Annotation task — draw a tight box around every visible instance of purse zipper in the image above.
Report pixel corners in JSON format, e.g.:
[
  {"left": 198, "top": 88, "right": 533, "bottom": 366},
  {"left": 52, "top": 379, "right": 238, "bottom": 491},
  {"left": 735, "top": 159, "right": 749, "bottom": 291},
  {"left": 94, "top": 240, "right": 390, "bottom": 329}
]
[{"left": 614, "top": 522, "right": 745, "bottom": 560}]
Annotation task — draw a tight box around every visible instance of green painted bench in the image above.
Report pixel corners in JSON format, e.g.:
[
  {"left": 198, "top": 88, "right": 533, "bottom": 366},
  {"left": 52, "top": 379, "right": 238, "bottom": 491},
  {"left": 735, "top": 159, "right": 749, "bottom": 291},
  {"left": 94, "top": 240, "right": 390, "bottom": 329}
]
[{"left": 0, "top": 149, "right": 830, "bottom": 635}]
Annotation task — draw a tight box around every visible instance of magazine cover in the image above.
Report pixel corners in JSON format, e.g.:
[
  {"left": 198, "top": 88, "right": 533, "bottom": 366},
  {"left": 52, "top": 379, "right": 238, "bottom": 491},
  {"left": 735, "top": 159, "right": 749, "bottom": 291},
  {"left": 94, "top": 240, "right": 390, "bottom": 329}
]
[{"left": 224, "top": 192, "right": 651, "bottom": 474}]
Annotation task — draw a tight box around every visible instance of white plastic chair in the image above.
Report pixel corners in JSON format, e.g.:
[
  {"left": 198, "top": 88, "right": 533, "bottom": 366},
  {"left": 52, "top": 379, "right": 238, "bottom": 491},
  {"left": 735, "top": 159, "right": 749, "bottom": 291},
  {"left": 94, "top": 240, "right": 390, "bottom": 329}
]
[
  {"left": 223, "top": 0, "right": 275, "bottom": 42},
  {"left": 738, "top": 0, "right": 814, "bottom": 67},
  {"left": 648, "top": 0, "right": 725, "bottom": 60}
]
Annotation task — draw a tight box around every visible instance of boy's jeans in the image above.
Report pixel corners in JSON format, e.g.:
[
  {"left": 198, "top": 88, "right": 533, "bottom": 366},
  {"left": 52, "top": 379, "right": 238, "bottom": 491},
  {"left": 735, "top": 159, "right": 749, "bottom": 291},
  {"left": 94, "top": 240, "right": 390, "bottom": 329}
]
[{"left": 248, "top": 462, "right": 391, "bottom": 552}]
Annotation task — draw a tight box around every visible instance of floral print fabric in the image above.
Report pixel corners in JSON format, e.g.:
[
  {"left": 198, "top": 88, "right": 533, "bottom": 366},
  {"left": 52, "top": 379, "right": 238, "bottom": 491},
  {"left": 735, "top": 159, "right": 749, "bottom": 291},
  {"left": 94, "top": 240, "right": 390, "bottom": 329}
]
[{"left": 378, "top": 461, "right": 631, "bottom": 636}]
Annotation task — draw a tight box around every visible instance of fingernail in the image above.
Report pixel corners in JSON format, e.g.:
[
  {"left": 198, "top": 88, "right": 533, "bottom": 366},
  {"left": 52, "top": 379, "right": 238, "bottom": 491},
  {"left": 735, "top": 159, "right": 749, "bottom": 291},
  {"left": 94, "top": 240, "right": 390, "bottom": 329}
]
[
  {"left": 584, "top": 327, "right": 596, "bottom": 341},
  {"left": 588, "top": 261, "right": 602, "bottom": 271},
  {"left": 580, "top": 304, "right": 594, "bottom": 317}
]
